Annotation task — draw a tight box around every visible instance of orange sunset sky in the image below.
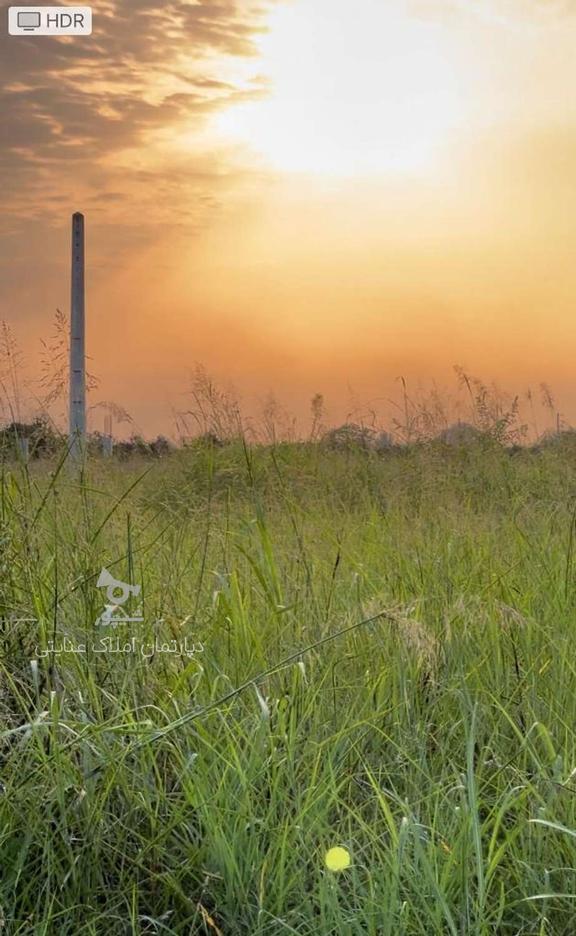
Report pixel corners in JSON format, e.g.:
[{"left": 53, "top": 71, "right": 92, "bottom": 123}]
[{"left": 2, "top": 0, "right": 576, "bottom": 437}]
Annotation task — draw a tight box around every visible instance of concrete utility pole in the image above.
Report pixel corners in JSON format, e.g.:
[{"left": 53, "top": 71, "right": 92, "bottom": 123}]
[{"left": 69, "top": 212, "right": 86, "bottom": 460}]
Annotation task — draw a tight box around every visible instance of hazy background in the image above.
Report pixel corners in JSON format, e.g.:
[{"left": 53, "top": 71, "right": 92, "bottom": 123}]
[{"left": 2, "top": 0, "right": 576, "bottom": 436}]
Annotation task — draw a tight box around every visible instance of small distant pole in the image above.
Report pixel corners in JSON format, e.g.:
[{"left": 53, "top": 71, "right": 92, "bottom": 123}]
[
  {"left": 17, "top": 437, "right": 30, "bottom": 464},
  {"left": 69, "top": 212, "right": 86, "bottom": 461},
  {"left": 102, "top": 413, "right": 113, "bottom": 456}
]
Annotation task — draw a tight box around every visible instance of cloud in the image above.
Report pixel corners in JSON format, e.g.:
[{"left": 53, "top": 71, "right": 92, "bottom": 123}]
[
  {"left": 410, "top": 0, "right": 576, "bottom": 27},
  {"left": 0, "top": 0, "right": 275, "bottom": 235}
]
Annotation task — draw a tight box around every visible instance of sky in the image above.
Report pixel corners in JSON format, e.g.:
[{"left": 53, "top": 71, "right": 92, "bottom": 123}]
[{"left": 2, "top": 0, "right": 576, "bottom": 438}]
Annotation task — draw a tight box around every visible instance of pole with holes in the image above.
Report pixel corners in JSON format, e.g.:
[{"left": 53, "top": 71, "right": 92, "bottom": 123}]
[{"left": 69, "top": 211, "right": 86, "bottom": 461}]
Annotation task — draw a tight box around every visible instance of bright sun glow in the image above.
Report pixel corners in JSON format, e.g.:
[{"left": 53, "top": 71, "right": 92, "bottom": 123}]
[{"left": 214, "top": 0, "right": 467, "bottom": 177}]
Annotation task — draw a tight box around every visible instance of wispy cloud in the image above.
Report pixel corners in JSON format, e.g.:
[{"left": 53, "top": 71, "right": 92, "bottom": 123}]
[
  {"left": 411, "top": 0, "right": 576, "bottom": 28},
  {"left": 0, "top": 0, "right": 274, "bottom": 234}
]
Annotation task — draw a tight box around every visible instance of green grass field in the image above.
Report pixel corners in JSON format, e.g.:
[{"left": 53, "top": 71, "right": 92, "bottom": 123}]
[{"left": 2, "top": 438, "right": 576, "bottom": 934}]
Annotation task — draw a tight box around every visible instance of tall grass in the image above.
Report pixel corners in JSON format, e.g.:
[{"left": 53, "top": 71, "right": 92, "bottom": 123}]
[{"left": 2, "top": 440, "right": 576, "bottom": 933}]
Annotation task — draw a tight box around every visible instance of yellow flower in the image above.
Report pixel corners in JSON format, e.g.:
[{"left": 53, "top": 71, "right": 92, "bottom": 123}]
[{"left": 325, "top": 846, "right": 351, "bottom": 871}]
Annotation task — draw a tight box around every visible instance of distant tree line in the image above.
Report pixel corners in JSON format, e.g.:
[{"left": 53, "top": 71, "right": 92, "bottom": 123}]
[
  {"left": 0, "top": 419, "right": 174, "bottom": 460},
  {"left": 3, "top": 416, "right": 576, "bottom": 461}
]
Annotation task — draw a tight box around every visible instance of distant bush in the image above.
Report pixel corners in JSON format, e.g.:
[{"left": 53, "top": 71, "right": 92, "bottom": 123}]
[
  {"left": 183, "top": 432, "right": 226, "bottom": 449},
  {"left": 374, "top": 430, "right": 396, "bottom": 451},
  {"left": 0, "top": 417, "right": 62, "bottom": 459},
  {"left": 149, "top": 435, "right": 173, "bottom": 457},
  {"left": 533, "top": 429, "right": 576, "bottom": 453},
  {"left": 114, "top": 434, "right": 173, "bottom": 459},
  {"left": 321, "top": 423, "right": 376, "bottom": 451},
  {"left": 435, "top": 422, "right": 486, "bottom": 447}
]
